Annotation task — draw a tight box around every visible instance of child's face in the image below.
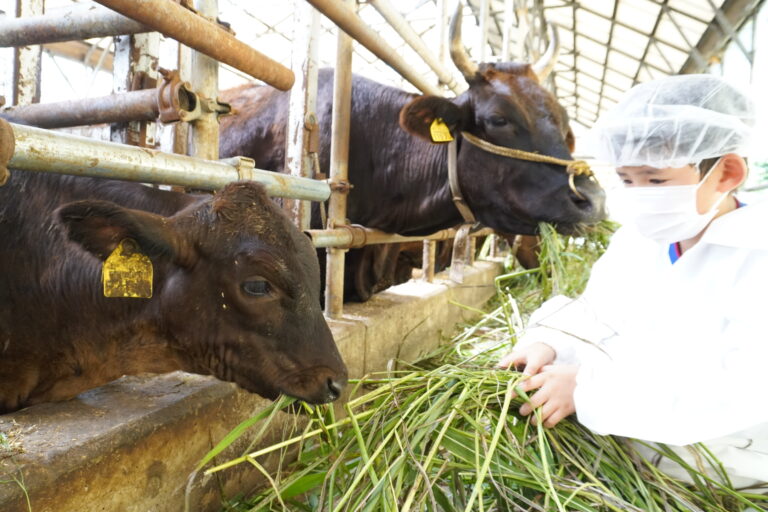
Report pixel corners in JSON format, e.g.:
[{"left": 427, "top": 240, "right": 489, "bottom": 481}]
[
  {"left": 615, "top": 163, "right": 723, "bottom": 215},
  {"left": 615, "top": 164, "right": 699, "bottom": 188}
]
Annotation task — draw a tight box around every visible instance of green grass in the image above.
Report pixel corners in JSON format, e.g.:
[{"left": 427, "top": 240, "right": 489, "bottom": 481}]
[{"left": 197, "top": 221, "right": 767, "bottom": 511}]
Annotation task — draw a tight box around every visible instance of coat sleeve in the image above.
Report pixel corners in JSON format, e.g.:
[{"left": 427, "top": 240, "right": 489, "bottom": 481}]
[
  {"left": 513, "top": 237, "right": 625, "bottom": 365},
  {"left": 514, "top": 295, "right": 615, "bottom": 365},
  {"left": 569, "top": 231, "right": 768, "bottom": 445},
  {"left": 573, "top": 324, "right": 768, "bottom": 445}
]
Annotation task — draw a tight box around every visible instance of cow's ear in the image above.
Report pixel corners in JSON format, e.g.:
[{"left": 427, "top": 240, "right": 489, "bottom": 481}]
[
  {"left": 57, "top": 200, "right": 185, "bottom": 263},
  {"left": 399, "top": 96, "right": 465, "bottom": 143},
  {"left": 565, "top": 127, "right": 575, "bottom": 153}
]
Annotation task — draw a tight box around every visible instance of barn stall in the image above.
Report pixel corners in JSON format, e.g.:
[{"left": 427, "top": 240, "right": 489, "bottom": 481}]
[{"left": 0, "top": 0, "right": 766, "bottom": 511}]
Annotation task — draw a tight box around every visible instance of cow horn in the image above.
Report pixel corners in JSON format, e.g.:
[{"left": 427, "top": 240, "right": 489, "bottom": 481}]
[
  {"left": 449, "top": 1, "right": 478, "bottom": 81},
  {"left": 531, "top": 22, "right": 560, "bottom": 81}
]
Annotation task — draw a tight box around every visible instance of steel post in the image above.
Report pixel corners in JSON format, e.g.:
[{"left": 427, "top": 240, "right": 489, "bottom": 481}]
[
  {"left": 12, "top": 0, "right": 43, "bottom": 106},
  {"left": 7, "top": 122, "right": 331, "bottom": 200},
  {"left": 502, "top": 0, "right": 514, "bottom": 60},
  {"left": 92, "top": 0, "right": 294, "bottom": 90},
  {"left": 436, "top": 0, "right": 449, "bottom": 72},
  {"left": 285, "top": 0, "right": 320, "bottom": 231},
  {"left": 422, "top": 240, "right": 436, "bottom": 283},
  {"left": 111, "top": 32, "right": 161, "bottom": 147},
  {"left": 0, "top": 4, "right": 149, "bottom": 48},
  {"left": 173, "top": 36, "right": 194, "bottom": 157},
  {"left": 188, "top": 0, "right": 220, "bottom": 161},
  {"left": 324, "top": 0, "right": 354, "bottom": 318},
  {"left": 368, "top": 0, "right": 464, "bottom": 94},
  {"left": 303, "top": 0, "right": 443, "bottom": 96},
  {"left": 515, "top": 0, "right": 529, "bottom": 61},
  {"left": 478, "top": 0, "right": 490, "bottom": 62}
]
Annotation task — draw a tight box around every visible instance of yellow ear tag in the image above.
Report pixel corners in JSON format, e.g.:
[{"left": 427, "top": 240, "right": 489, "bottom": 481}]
[
  {"left": 429, "top": 118, "right": 454, "bottom": 143},
  {"left": 102, "top": 239, "right": 153, "bottom": 298}
]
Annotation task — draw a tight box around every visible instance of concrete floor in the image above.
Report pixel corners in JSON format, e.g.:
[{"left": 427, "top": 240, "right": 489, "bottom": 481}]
[{"left": 0, "top": 260, "right": 503, "bottom": 512}]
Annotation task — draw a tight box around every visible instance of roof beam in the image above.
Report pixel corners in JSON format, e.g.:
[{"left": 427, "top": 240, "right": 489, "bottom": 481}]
[
  {"left": 563, "top": 27, "right": 671, "bottom": 76},
  {"left": 662, "top": 6, "right": 708, "bottom": 69},
  {"left": 560, "top": 46, "right": 636, "bottom": 81},
  {"left": 632, "top": 0, "right": 669, "bottom": 85},
  {"left": 645, "top": 0, "right": 710, "bottom": 24},
  {"left": 651, "top": 38, "right": 676, "bottom": 73},
  {"left": 596, "top": 0, "right": 619, "bottom": 122},
  {"left": 576, "top": 3, "right": 692, "bottom": 55},
  {"left": 554, "top": 72, "right": 604, "bottom": 102},
  {"left": 705, "top": 0, "right": 752, "bottom": 62},
  {"left": 571, "top": 1, "right": 580, "bottom": 128},
  {"left": 679, "top": 0, "right": 763, "bottom": 73}
]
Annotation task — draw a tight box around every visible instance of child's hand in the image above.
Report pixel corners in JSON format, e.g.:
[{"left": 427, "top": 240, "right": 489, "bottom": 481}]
[
  {"left": 515, "top": 364, "right": 578, "bottom": 428},
  {"left": 497, "top": 342, "right": 556, "bottom": 375}
]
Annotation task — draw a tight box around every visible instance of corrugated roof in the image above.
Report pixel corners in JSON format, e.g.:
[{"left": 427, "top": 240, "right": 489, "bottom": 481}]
[
  {"left": 466, "top": 0, "right": 764, "bottom": 127},
  {"left": 2, "top": 0, "right": 763, "bottom": 131}
]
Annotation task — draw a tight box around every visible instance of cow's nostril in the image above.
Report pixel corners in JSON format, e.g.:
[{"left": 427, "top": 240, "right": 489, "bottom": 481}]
[
  {"left": 569, "top": 190, "right": 592, "bottom": 211},
  {"left": 327, "top": 378, "right": 344, "bottom": 400}
]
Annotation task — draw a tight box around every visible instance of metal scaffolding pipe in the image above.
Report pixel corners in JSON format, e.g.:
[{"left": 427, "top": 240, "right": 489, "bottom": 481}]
[
  {"left": 0, "top": 3, "right": 149, "bottom": 48},
  {"left": 189, "top": 0, "right": 220, "bottom": 161},
  {"left": 13, "top": 0, "right": 43, "bottom": 106},
  {"left": 303, "top": 0, "right": 443, "bottom": 96},
  {"left": 110, "top": 27, "right": 160, "bottom": 146},
  {"left": 501, "top": 0, "right": 513, "bottom": 60},
  {"left": 324, "top": 0, "right": 354, "bottom": 318},
  {"left": 285, "top": 2, "right": 320, "bottom": 231},
  {"left": 308, "top": 226, "right": 493, "bottom": 249},
  {"left": 422, "top": 240, "right": 436, "bottom": 282},
  {"left": 478, "top": 0, "right": 490, "bottom": 61},
  {"left": 6, "top": 122, "right": 330, "bottom": 201},
  {"left": 92, "top": 0, "right": 295, "bottom": 91},
  {"left": 0, "top": 85, "right": 197, "bottom": 128},
  {"left": 367, "top": 0, "right": 464, "bottom": 94}
]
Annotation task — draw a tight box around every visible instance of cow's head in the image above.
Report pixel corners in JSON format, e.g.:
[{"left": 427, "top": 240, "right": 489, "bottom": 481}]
[
  {"left": 58, "top": 182, "right": 347, "bottom": 404},
  {"left": 399, "top": 4, "right": 606, "bottom": 235}
]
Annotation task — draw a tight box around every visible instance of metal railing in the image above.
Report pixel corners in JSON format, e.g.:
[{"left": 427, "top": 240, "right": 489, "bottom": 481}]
[{"left": 0, "top": 0, "right": 500, "bottom": 318}]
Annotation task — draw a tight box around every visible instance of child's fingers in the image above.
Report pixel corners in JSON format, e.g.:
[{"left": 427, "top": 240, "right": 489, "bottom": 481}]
[
  {"left": 531, "top": 401, "right": 557, "bottom": 426},
  {"left": 522, "top": 354, "right": 549, "bottom": 376},
  {"left": 497, "top": 351, "right": 523, "bottom": 369},
  {"left": 543, "top": 408, "right": 569, "bottom": 428},
  {"left": 519, "top": 383, "right": 547, "bottom": 416},
  {"left": 510, "top": 374, "right": 533, "bottom": 400}
]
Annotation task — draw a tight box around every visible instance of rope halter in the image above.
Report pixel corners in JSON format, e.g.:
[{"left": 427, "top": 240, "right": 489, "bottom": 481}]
[{"left": 460, "top": 131, "right": 594, "bottom": 200}]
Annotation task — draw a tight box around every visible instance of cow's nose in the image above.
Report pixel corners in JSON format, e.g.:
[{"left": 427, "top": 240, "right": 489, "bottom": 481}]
[
  {"left": 568, "top": 187, "right": 593, "bottom": 211},
  {"left": 568, "top": 176, "right": 606, "bottom": 214},
  {"left": 327, "top": 378, "right": 344, "bottom": 401}
]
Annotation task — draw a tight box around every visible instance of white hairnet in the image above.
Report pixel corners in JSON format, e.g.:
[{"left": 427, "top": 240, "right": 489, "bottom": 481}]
[{"left": 588, "top": 74, "right": 755, "bottom": 169}]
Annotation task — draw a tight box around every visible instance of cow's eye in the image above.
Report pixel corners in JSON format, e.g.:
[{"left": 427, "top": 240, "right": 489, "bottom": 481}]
[
  {"left": 488, "top": 115, "right": 508, "bottom": 127},
  {"left": 242, "top": 280, "right": 271, "bottom": 297}
]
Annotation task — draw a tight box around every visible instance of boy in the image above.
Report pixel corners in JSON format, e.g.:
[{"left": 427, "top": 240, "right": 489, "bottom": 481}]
[{"left": 498, "top": 74, "right": 768, "bottom": 486}]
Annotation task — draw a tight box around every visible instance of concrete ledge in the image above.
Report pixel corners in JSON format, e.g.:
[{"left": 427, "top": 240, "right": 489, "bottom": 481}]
[{"left": 0, "top": 260, "right": 502, "bottom": 512}]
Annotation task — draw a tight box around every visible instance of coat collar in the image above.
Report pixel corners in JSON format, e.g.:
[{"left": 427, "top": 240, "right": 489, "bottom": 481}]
[{"left": 699, "top": 199, "right": 768, "bottom": 251}]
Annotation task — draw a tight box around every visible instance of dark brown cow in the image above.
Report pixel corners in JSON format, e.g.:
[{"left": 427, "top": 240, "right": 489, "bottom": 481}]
[
  {"left": 220, "top": 8, "right": 605, "bottom": 300},
  {"left": 0, "top": 170, "right": 347, "bottom": 414}
]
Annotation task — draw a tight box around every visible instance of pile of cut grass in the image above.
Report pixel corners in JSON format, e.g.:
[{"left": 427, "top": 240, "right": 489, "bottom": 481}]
[{"left": 195, "top": 222, "right": 767, "bottom": 512}]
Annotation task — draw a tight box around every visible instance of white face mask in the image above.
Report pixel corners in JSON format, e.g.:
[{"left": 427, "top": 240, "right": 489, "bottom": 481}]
[{"left": 619, "top": 162, "right": 728, "bottom": 244}]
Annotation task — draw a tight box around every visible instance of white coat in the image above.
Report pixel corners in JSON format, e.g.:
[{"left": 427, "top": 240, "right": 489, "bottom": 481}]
[{"left": 516, "top": 199, "right": 768, "bottom": 486}]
